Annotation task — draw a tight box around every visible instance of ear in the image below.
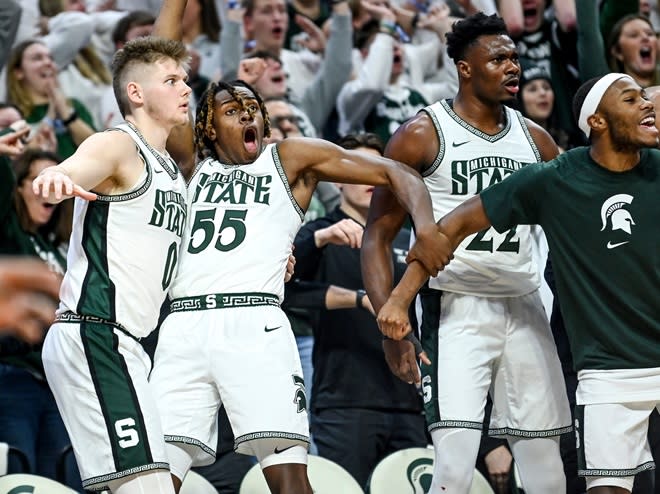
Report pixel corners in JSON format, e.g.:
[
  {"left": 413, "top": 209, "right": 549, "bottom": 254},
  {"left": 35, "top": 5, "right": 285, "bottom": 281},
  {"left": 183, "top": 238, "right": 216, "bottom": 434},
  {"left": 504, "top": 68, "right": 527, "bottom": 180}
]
[
  {"left": 457, "top": 60, "right": 470, "bottom": 80},
  {"left": 126, "top": 81, "right": 142, "bottom": 106},
  {"left": 611, "top": 44, "right": 624, "bottom": 62},
  {"left": 587, "top": 112, "right": 606, "bottom": 134},
  {"left": 206, "top": 125, "right": 217, "bottom": 142},
  {"left": 13, "top": 67, "right": 24, "bottom": 81}
]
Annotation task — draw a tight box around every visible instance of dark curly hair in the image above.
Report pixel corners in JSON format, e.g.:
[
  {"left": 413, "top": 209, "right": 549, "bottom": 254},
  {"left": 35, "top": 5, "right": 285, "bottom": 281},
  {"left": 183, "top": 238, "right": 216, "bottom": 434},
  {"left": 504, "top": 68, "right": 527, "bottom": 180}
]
[
  {"left": 446, "top": 12, "right": 509, "bottom": 63},
  {"left": 194, "top": 79, "right": 271, "bottom": 160}
]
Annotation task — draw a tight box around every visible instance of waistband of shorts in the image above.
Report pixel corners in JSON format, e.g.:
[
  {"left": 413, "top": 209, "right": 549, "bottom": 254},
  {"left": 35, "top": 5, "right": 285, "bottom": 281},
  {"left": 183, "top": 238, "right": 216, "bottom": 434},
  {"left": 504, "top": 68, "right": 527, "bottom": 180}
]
[
  {"left": 169, "top": 292, "right": 280, "bottom": 312},
  {"left": 55, "top": 311, "right": 141, "bottom": 341}
]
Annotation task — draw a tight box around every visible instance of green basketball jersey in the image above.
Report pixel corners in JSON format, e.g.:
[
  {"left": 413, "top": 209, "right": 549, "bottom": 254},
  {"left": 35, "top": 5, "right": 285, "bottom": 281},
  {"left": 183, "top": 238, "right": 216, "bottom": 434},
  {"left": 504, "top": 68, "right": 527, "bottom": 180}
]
[{"left": 481, "top": 147, "right": 659, "bottom": 371}]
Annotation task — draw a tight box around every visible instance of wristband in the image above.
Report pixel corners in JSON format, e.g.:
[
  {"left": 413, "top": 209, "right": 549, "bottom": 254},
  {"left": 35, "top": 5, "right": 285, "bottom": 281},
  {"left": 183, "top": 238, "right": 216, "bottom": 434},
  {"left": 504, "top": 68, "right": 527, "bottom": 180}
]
[
  {"left": 355, "top": 289, "right": 367, "bottom": 309},
  {"left": 62, "top": 110, "right": 78, "bottom": 126}
]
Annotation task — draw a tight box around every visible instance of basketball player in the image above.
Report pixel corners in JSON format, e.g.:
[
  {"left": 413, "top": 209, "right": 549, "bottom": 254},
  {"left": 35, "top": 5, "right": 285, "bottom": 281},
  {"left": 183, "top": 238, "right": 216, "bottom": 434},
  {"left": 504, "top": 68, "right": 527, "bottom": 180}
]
[
  {"left": 362, "top": 12, "right": 571, "bottom": 494},
  {"left": 378, "top": 73, "right": 660, "bottom": 494},
  {"left": 32, "top": 37, "right": 191, "bottom": 493},
  {"left": 147, "top": 78, "right": 447, "bottom": 494}
]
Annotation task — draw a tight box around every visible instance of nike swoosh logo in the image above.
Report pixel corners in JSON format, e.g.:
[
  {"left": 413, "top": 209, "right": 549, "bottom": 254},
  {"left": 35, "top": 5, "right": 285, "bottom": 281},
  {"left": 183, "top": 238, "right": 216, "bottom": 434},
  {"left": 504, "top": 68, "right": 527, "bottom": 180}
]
[
  {"left": 264, "top": 326, "right": 282, "bottom": 332},
  {"left": 154, "top": 169, "right": 164, "bottom": 173},
  {"left": 274, "top": 445, "right": 296, "bottom": 454},
  {"left": 452, "top": 140, "right": 470, "bottom": 147},
  {"left": 607, "top": 241, "right": 629, "bottom": 249}
]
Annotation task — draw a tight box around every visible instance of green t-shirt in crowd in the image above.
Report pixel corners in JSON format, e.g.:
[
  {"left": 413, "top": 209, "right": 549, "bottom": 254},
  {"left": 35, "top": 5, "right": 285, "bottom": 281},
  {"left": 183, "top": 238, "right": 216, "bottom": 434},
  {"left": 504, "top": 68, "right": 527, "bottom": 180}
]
[
  {"left": 481, "top": 146, "right": 659, "bottom": 371},
  {"left": 26, "top": 98, "right": 95, "bottom": 160}
]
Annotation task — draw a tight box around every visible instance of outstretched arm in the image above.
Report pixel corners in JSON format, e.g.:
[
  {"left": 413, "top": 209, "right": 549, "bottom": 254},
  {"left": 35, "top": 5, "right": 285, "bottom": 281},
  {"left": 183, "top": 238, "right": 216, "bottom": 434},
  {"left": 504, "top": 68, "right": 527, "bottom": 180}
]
[
  {"left": 281, "top": 136, "right": 451, "bottom": 277},
  {"left": 32, "top": 131, "right": 134, "bottom": 203}
]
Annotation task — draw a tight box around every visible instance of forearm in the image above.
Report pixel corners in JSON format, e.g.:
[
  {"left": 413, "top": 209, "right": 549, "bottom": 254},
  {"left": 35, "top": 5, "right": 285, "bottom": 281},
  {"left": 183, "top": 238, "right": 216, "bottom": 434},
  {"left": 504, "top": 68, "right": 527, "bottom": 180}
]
[
  {"left": 361, "top": 232, "right": 395, "bottom": 313},
  {"left": 0, "top": 0, "right": 21, "bottom": 71},
  {"left": 325, "top": 285, "right": 362, "bottom": 310},
  {"left": 301, "top": 10, "right": 352, "bottom": 132},
  {"left": 44, "top": 12, "right": 94, "bottom": 69},
  {"left": 437, "top": 195, "right": 491, "bottom": 249},
  {"left": 387, "top": 167, "right": 435, "bottom": 234},
  {"left": 219, "top": 20, "right": 242, "bottom": 79},
  {"left": 389, "top": 260, "right": 429, "bottom": 309},
  {"left": 153, "top": 0, "right": 187, "bottom": 40}
]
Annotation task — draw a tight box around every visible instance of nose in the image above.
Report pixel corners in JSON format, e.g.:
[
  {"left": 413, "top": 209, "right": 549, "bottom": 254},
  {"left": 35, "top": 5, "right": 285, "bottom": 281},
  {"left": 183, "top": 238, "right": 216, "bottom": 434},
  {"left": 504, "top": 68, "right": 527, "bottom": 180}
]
[
  {"left": 240, "top": 108, "right": 255, "bottom": 122},
  {"left": 506, "top": 59, "right": 520, "bottom": 75},
  {"left": 182, "top": 81, "right": 192, "bottom": 97}
]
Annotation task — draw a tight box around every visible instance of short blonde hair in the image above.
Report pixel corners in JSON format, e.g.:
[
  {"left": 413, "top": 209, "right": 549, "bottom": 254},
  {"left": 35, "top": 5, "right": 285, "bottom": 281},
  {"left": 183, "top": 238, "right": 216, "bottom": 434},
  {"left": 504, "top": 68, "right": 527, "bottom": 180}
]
[{"left": 111, "top": 36, "right": 188, "bottom": 117}]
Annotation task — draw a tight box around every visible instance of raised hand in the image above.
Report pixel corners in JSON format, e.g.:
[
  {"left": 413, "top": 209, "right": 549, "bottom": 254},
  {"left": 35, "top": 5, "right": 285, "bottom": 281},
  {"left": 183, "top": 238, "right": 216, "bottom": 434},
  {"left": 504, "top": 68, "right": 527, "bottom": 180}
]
[
  {"left": 294, "top": 15, "right": 327, "bottom": 54},
  {"left": 0, "top": 127, "right": 29, "bottom": 158},
  {"left": 238, "top": 57, "right": 268, "bottom": 85}
]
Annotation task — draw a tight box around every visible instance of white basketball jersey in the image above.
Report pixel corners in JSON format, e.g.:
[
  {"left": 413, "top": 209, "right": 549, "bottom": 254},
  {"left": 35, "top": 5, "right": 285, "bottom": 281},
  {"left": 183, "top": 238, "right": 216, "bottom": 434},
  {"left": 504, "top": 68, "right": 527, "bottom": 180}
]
[
  {"left": 422, "top": 100, "right": 541, "bottom": 296},
  {"left": 58, "top": 123, "right": 187, "bottom": 338},
  {"left": 169, "top": 143, "right": 304, "bottom": 302}
]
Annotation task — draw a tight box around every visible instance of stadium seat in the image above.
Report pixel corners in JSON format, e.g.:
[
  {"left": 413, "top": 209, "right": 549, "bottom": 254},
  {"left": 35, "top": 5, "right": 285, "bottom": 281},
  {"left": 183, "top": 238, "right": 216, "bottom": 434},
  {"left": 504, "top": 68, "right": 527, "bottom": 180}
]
[
  {"left": 0, "top": 442, "right": 31, "bottom": 475},
  {"left": 239, "top": 455, "right": 363, "bottom": 494},
  {"left": 0, "top": 473, "right": 78, "bottom": 493},
  {"left": 366, "top": 447, "right": 495, "bottom": 494},
  {"left": 180, "top": 470, "right": 219, "bottom": 494}
]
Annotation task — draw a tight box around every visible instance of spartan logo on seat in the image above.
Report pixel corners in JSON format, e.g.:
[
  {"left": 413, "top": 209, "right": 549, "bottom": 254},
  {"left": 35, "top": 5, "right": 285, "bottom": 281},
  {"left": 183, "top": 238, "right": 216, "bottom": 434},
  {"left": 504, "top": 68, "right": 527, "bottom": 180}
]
[
  {"left": 292, "top": 375, "right": 307, "bottom": 413},
  {"left": 600, "top": 194, "right": 635, "bottom": 249},
  {"left": 406, "top": 457, "right": 433, "bottom": 493}
]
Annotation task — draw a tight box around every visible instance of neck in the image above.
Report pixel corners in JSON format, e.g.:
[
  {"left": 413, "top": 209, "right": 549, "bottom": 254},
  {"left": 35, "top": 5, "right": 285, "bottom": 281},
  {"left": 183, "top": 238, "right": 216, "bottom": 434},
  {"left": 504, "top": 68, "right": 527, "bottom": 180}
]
[
  {"left": 27, "top": 88, "right": 49, "bottom": 106},
  {"left": 125, "top": 114, "right": 171, "bottom": 154},
  {"left": 339, "top": 202, "right": 367, "bottom": 225},
  {"left": 589, "top": 142, "right": 641, "bottom": 172},
  {"left": 452, "top": 92, "right": 507, "bottom": 134},
  {"left": 255, "top": 41, "right": 282, "bottom": 57}
]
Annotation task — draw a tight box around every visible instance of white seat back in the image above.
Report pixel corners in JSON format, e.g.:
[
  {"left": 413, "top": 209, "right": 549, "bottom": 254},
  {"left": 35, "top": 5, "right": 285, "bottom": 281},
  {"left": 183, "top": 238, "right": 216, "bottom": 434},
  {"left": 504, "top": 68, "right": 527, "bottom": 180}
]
[
  {"left": 239, "top": 455, "right": 364, "bottom": 494},
  {"left": 0, "top": 474, "right": 78, "bottom": 493},
  {"left": 180, "top": 470, "right": 218, "bottom": 494},
  {"left": 367, "top": 447, "right": 495, "bottom": 494}
]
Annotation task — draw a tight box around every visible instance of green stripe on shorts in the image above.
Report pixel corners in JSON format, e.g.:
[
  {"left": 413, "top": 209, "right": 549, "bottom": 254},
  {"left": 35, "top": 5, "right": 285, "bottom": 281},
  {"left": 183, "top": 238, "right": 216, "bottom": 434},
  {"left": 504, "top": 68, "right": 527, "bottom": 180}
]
[
  {"left": 80, "top": 321, "right": 152, "bottom": 471},
  {"left": 419, "top": 286, "right": 441, "bottom": 428}
]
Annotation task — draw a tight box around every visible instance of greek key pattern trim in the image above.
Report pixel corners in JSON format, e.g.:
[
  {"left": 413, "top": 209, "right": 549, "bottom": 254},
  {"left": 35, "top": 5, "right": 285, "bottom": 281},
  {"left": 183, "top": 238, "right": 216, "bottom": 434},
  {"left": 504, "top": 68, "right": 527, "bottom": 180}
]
[
  {"left": 82, "top": 462, "right": 169, "bottom": 490},
  {"left": 165, "top": 435, "right": 216, "bottom": 459},
  {"left": 428, "top": 420, "right": 483, "bottom": 432},
  {"left": 488, "top": 425, "right": 574, "bottom": 438},
  {"left": 234, "top": 431, "right": 309, "bottom": 449},
  {"left": 579, "top": 461, "right": 655, "bottom": 478},
  {"left": 169, "top": 292, "right": 280, "bottom": 312},
  {"left": 55, "top": 311, "right": 140, "bottom": 342}
]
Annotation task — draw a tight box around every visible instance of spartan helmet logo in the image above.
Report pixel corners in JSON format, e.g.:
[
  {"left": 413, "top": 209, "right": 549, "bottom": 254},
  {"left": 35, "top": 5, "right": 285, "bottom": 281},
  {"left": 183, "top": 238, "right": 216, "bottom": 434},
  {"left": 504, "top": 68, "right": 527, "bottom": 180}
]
[
  {"left": 600, "top": 194, "right": 635, "bottom": 234},
  {"left": 406, "top": 458, "right": 433, "bottom": 493},
  {"left": 292, "top": 375, "right": 307, "bottom": 413}
]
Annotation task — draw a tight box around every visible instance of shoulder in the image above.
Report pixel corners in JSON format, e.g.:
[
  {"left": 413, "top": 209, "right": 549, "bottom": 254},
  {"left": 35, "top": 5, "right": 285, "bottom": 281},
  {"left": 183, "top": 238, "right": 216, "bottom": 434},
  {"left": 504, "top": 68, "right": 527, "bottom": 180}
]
[
  {"left": 522, "top": 116, "right": 560, "bottom": 162},
  {"left": 386, "top": 110, "right": 438, "bottom": 171}
]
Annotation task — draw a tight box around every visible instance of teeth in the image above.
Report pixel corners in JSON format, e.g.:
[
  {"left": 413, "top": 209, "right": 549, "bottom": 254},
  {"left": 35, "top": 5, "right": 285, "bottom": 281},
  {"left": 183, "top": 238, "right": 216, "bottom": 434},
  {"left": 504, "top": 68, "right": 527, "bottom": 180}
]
[{"left": 641, "top": 117, "right": 654, "bottom": 125}]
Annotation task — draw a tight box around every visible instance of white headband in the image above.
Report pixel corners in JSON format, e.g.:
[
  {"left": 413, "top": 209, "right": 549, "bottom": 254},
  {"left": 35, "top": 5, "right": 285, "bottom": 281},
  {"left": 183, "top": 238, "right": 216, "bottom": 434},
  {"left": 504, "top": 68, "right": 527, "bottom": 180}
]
[{"left": 578, "top": 73, "right": 635, "bottom": 138}]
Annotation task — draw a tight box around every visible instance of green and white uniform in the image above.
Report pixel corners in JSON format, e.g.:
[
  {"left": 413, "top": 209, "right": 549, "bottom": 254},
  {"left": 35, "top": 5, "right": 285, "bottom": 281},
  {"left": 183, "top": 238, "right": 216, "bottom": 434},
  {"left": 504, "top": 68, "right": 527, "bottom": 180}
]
[
  {"left": 150, "top": 143, "right": 309, "bottom": 466},
  {"left": 42, "top": 122, "right": 187, "bottom": 491},
  {"left": 418, "top": 100, "right": 571, "bottom": 437},
  {"left": 482, "top": 146, "right": 660, "bottom": 479}
]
